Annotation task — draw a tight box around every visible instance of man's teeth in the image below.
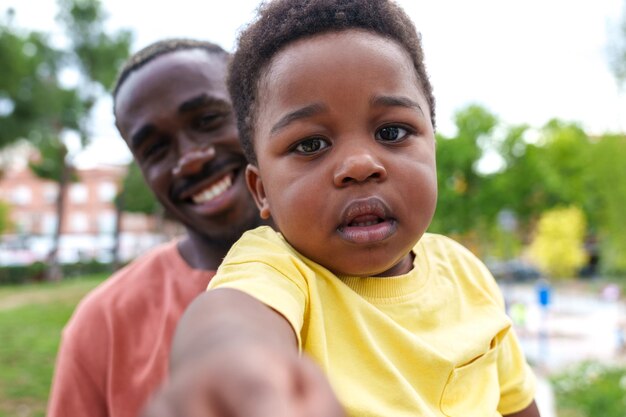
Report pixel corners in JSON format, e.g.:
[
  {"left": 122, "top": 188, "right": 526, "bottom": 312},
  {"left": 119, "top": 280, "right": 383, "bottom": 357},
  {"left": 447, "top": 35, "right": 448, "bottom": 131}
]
[{"left": 191, "top": 175, "right": 232, "bottom": 204}]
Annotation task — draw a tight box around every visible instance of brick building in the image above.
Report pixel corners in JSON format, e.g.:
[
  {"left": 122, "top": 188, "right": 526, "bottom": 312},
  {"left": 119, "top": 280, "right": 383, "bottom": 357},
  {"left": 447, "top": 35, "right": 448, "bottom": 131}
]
[{"left": 0, "top": 162, "right": 175, "bottom": 265}]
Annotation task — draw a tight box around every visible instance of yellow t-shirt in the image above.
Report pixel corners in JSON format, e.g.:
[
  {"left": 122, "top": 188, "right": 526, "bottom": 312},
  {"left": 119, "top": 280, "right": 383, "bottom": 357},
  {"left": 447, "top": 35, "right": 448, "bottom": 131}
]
[{"left": 209, "top": 226, "right": 536, "bottom": 417}]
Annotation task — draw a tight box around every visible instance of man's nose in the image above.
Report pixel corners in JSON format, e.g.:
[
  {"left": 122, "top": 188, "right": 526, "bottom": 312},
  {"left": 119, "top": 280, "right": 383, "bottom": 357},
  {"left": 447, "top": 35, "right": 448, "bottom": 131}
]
[
  {"left": 333, "top": 148, "right": 387, "bottom": 187},
  {"left": 172, "top": 144, "right": 216, "bottom": 178}
]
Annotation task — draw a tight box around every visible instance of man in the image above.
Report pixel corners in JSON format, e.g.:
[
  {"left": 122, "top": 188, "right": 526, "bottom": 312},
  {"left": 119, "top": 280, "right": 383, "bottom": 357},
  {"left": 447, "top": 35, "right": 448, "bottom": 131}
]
[{"left": 47, "top": 39, "right": 265, "bottom": 417}]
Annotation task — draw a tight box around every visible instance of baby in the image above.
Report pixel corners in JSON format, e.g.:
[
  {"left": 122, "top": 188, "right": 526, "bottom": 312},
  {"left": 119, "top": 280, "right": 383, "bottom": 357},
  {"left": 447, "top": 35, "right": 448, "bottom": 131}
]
[{"left": 143, "top": 1, "right": 540, "bottom": 416}]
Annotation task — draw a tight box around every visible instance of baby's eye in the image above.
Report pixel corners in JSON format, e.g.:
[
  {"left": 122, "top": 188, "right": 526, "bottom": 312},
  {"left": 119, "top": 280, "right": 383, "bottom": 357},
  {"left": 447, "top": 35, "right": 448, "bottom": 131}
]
[
  {"left": 293, "top": 137, "right": 330, "bottom": 155},
  {"left": 375, "top": 126, "right": 410, "bottom": 142}
]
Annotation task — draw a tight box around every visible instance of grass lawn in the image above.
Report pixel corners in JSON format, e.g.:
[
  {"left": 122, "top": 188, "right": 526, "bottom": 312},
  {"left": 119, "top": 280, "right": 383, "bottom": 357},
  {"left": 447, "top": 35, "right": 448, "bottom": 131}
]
[{"left": 0, "top": 274, "right": 107, "bottom": 417}]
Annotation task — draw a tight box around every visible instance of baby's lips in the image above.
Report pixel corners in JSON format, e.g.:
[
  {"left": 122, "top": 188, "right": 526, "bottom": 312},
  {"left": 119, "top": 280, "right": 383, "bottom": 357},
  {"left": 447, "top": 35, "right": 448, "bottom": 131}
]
[{"left": 340, "top": 196, "right": 390, "bottom": 226}]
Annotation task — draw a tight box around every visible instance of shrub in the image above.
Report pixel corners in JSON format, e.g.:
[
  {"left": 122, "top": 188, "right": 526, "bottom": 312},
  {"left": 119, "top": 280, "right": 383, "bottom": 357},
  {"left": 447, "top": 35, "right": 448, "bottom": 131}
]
[
  {"left": 551, "top": 361, "right": 626, "bottom": 417},
  {"left": 529, "top": 206, "right": 587, "bottom": 279},
  {"left": 0, "top": 261, "right": 115, "bottom": 285}
]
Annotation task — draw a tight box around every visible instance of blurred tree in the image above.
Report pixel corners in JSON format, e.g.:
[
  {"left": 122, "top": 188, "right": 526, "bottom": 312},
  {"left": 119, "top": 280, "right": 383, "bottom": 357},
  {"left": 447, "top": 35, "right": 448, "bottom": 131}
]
[
  {"left": 118, "top": 162, "right": 159, "bottom": 215},
  {"left": 608, "top": 0, "right": 626, "bottom": 87},
  {"left": 430, "top": 104, "right": 498, "bottom": 237},
  {"left": 535, "top": 120, "right": 592, "bottom": 210},
  {"left": 0, "top": 0, "right": 131, "bottom": 279},
  {"left": 29, "top": 138, "right": 76, "bottom": 280},
  {"left": 490, "top": 120, "right": 592, "bottom": 241},
  {"left": 0, "top": 11, "right": 85, "bottom": 149},
  {"left": 56, "top": 0, "right": 133, "bottom": 95},
  {"left": 0, "top": 199, "right": 12, "bottom": 234},
  {"left": 56, "top": 0, "right": 132, "bottom": 274},
  {"left": 587, "top": 133, "right": 626, "bottom": 273},
  {"left": 111, "top": 162, "right": 160, "bottom": 269},
  {"left": 529, "top": 206, "right": 587, "bottom": 279}
]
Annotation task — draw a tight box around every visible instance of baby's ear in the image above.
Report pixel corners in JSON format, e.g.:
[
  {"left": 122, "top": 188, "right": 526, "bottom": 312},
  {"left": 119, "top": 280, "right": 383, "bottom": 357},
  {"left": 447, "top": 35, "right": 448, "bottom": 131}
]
[{"left": 245, "top": 164, "right": 271, "bottom": 219}]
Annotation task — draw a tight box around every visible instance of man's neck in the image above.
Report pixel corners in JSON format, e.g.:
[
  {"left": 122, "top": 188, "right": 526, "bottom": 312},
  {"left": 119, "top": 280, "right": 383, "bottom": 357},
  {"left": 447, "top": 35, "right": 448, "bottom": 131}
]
[{"left": 176, "top": 231, "right": 232, "bottom": 271}]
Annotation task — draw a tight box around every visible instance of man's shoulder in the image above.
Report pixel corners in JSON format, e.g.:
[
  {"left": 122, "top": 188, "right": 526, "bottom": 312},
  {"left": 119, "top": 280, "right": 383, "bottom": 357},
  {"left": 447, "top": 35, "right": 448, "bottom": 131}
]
[{"left": 66, "top": 240, "right": 184, "bottom": 327}]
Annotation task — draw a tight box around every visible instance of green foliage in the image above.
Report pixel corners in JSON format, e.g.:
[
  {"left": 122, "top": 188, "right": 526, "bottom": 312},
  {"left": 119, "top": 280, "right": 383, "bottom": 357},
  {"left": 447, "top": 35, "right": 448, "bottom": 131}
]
[
  {"left": 551, "top": 361, "right": 626, "bottom": 417},
  {"left": 117, "top": 161, "right": 160, "bottom": 214},
  {"left": 431, "top": 104, "right": 499, "bottom": 235},
  {"left": 27, "top": 137, "right": 76, "bottom": 182},
  {"left": 0, "top": 261, "right": 113, "bottom": 285},
  {"left": 1, "top": 1, "right": 132, "bottom": 280},
  {"left": 56, "top": 0, "right": 133, "bottom": 92},
  {"left": 587, "top": 134, "right": 626, "bottom": 273},
  {"left": 536, "top": 120, "right": 593, "bottom": 210},
  {"left": 0, "top": 199, "right": 11, "bottom": 234},
  {"left": 0, "top": 13, "right": 85, "bottom": 148},
  {"left": 0, "top": 275, "right": 106, "bottom": 417},
  {"left": 529, "top": 206, "right": 587, "bottom": 279},
  {"left": 0, "top": 262, "right": 46, "bottom": 285}
]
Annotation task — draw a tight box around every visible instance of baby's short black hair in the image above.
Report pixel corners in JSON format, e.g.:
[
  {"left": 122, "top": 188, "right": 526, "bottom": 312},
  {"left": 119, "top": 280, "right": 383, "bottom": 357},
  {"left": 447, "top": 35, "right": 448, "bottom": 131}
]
[
  {"left": 228, "top": 0, "right": 436, "bottom": 164},
  {"left": 112, "top": 38, "right": 228, "bottom": 109}
]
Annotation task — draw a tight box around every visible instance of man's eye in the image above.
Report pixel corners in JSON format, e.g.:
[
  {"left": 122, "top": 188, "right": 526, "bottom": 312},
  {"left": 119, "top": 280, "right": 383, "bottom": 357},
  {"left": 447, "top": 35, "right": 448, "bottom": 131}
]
[
  {"left": 375, "top": 126, "right": 410, "bottom": 142},
  {"left": 196, "top": 113, "right": 224, "bottom": 130},
  {"left": 293, "top": 138, "right": 330, "bottom": 154},
  {"left": 142, "top": 140, "right": 168, "bottom": 160}
]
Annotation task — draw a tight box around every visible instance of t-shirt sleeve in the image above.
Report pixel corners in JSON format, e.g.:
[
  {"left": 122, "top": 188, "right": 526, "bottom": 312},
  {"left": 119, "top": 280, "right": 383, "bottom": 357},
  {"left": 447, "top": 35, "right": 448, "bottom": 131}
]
[
  {"left": 207, "top": 229, "right": 309, "bottom": 350},
  {"left": 211, "top": 261, "right": 307, "bottom": 348},
  {"left": 47, "top": 299, "right": 109, "bottom": 417}
]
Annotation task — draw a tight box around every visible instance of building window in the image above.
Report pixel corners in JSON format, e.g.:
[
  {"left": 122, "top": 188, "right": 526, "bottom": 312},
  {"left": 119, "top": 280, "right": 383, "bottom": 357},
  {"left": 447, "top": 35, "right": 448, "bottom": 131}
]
[
  {"left": 98, "top": 182, "right": 117, "bottom": 203},
  {"left": 98, "top": 211, "right": 116, "bottom": 234},
  {"left": 70, "top": 212, "right": 89, "bottom": 233},
  {"left": 69, "top": 184, "right": 88, "bottom": 204},
  {"left": 15, "top": 214, "right": 32, "bottom": 233},
  {"left": 11, "top": 186, "right": 32, "bottom": 205},
  {"left": 42, "top": 213, "right": 57, "bottom": 235},
  {"left": 43, "top": 184, "right": 58, "bottom": 204}
]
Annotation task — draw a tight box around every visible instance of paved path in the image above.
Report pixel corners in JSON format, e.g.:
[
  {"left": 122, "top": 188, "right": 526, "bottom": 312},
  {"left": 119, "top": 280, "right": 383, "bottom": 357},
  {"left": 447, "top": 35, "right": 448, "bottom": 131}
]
[
  {"left": 501, "top": 281, "right": 626, "bottom": 417},
  {"left": 535, "top": 376, "right": 556, "bottom": 417}
]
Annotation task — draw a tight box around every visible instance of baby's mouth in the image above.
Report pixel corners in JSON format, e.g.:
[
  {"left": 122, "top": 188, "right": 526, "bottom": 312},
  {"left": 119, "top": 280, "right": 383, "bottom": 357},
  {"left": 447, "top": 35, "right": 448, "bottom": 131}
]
[
  {"left": 337, "top": 197, "right": 396, "bottom": 244},
  {"left": 345, "top": 214, "right": 384, "bottom": 228}
]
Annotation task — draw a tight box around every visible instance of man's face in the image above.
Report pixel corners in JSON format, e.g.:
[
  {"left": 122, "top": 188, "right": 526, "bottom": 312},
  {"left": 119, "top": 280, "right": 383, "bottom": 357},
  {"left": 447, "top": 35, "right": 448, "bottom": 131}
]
[
  {"left": 248, "top": 30, "right": 438, "bottom": 277},
  {"left": 115, "top": 49, "right": 260, "bottom": 244}
]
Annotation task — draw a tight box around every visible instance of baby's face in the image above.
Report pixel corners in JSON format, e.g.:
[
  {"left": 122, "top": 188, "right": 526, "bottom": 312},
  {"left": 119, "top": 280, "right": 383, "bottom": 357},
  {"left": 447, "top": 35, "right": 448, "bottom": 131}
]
[{"left": 246, "top": 29, "right": 437, "bottom": 277}]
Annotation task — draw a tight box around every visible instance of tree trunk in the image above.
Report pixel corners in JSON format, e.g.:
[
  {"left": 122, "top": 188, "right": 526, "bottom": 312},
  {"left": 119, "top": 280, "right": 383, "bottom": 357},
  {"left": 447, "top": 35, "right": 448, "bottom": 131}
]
[
  {"left": 111, "top": 190, "right": 124, "bottom": 271},
  {"left": 45, "top": 161, "right": 70, "bottom": 282}
]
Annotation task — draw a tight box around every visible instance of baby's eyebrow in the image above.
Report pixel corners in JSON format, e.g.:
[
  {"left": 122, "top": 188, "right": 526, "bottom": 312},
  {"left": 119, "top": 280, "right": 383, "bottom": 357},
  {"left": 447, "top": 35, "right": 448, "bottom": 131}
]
[
  {"left": 370, "top": 95, "right": 424, "bottom": 116},
  {"left": 270, "top": 103, "right": 327, "bottom": 135}
]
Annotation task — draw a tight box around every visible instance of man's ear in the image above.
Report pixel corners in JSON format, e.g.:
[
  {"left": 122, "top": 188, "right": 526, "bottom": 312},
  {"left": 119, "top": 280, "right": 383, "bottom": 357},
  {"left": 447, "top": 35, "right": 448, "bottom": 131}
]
[{"left": 245, "top": 164, "right": 271, "bottom": 219}]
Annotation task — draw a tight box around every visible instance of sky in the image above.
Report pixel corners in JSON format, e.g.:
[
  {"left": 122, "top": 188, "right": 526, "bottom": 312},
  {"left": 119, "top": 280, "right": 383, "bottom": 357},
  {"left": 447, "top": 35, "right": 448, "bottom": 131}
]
[{"left": 3, "top": 0, "right": 626, "bottom": 167}]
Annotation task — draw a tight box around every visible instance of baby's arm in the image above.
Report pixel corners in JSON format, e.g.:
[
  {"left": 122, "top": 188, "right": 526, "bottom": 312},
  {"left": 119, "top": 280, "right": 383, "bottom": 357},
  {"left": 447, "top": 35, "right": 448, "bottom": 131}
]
[{"left": 141, "top": 288, "right": 345, "bottom": 417}]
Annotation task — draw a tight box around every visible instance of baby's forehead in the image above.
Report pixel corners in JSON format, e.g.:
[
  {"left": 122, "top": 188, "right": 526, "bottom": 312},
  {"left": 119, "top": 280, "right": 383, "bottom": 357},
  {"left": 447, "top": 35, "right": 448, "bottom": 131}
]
[
  {"left": 270, "top": 30, "right": 409, "bottom": 66},
  {"left": 260, "top": 29, "right": 419, "bottom": 91}
]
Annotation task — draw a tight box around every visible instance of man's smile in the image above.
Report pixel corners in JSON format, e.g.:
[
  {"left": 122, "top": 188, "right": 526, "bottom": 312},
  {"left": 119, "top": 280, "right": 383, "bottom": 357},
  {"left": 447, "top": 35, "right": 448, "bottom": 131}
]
[
  {"left": 191, "top": 173, "right": 233, "bottom": 204},
  {"left": 171, "top": 155, "right": 246, "bottom": 204}
]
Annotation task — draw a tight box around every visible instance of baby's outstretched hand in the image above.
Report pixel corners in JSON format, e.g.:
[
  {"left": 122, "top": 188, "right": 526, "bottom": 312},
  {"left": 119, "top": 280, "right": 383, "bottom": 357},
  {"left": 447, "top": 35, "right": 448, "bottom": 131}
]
[{"left": 140, "top": 343, "right": 346, "bottom": 417}]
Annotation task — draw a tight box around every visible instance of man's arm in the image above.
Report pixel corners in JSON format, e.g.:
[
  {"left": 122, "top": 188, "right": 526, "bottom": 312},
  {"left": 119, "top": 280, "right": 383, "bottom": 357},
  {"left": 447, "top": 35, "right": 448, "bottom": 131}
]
[
  {"left": 142, "top": 288, "right": 345, "bottom": 417},
  {"left": 504, "top": 400, "right": 541, "bottom": 417},
  {"left": 47, "top": 307, "right": 108, "bottom": 417}
]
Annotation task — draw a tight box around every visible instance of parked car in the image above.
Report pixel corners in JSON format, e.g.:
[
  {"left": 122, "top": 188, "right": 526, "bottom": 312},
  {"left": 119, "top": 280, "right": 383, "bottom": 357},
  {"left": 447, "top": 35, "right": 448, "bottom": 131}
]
[{"left": 486, "top": 259, "right": 542, "bottom": 282}]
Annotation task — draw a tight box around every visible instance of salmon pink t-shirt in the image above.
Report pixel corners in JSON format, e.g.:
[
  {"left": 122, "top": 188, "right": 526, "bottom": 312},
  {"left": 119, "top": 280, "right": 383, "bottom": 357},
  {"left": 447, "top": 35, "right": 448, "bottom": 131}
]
[{"left": 47, "top": 240, "right": 215, "bottom": 417}]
